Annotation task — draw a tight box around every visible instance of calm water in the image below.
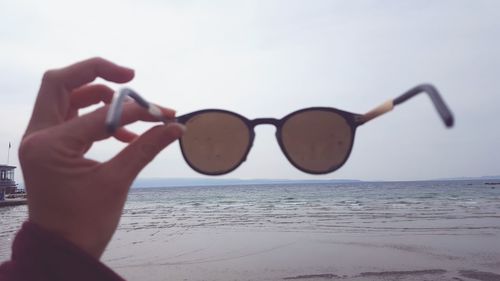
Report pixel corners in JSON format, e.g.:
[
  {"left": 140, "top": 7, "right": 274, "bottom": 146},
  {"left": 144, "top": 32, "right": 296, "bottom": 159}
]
[{"left": 1, "top": 180, "right": 500, "bottom": 261}]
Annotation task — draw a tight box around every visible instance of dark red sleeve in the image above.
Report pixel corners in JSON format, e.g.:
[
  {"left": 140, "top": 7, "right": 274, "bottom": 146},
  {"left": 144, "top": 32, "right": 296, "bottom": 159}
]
[{"left": 0, "top": 221, "right": 125, "bottom": 281}]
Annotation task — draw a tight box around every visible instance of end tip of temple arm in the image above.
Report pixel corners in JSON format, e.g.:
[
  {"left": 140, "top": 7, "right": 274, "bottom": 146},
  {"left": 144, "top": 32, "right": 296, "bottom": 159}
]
[
  {"left": 394, "top": 83, "right": 455, "bottom": 128},
  {"left": 106, "top": 123, "right": 118, "bottom": 134},
  {"left": 358, "top": 84, "right": 455, "bottom": 128},
  {"left": 442, "top": 112, "right": 454, "bottom": 128}
]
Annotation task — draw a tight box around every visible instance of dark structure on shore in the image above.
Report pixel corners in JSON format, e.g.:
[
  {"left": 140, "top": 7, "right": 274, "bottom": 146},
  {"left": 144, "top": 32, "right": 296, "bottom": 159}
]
[{"left": 0, "top": 165, "right": 17, "bottom": 200}]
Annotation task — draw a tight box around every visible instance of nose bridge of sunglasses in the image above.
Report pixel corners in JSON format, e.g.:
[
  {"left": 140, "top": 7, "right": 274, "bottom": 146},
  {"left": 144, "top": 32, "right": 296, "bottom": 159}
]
[
  {"left": 250, "top": 118, "right": 280, "bottom": 127},
  {"left": 247, "top": 117, "right": 281, "bottom": 157},
  {"left": 241, "top": 118, "right": 286, "bottom": 166}
]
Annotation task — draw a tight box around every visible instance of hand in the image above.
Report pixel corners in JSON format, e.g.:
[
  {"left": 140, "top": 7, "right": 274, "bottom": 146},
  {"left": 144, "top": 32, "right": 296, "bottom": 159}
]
[{"left": 19, "top": 57, "right": 185, "bottom": 258}]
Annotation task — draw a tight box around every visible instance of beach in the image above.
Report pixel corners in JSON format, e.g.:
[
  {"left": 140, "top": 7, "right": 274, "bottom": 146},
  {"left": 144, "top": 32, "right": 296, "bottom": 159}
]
[
  {"left": 107, "top": 226, "right": 500, "bottom": 280},
  {"left": 1, "top": 180, "right": 500, "bottom": 280}
]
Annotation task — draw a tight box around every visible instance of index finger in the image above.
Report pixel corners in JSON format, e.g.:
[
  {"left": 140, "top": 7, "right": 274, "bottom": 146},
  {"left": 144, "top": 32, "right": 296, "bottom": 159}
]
[
  {"left": 44, "top": 57, "right": 134, "bottom": 92},
  {"left": 26, "top": 58, "right": 134, "bottom": 136},
  {"left": 59, "top": 101, "right": 176, "bottom": 144}
]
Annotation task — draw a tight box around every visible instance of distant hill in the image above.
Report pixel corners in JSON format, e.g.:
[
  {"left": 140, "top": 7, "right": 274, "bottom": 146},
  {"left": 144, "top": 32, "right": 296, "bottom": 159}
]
[
  {"left": 131, "top": 178, "right": 361, "bottom": 188},
  {"left": 15, "top": 175, "right": 500, "bottom": 190},
  {"left": 434, "top": 175, "right": 500, "bottom": 181}
]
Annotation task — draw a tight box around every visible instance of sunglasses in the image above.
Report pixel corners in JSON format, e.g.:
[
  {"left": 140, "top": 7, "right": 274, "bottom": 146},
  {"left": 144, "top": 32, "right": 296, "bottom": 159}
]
[{"left": 106, "top": 84, "right": 454, "bottom": 175}]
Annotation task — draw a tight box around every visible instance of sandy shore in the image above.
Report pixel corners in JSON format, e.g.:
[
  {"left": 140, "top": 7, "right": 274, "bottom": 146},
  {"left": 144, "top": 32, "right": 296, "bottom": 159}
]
[
  {"left": 104, "top": 228, "right": 500, "bottom": 281},
  {"left": 3, "top": 181, "right": 500, "bottom": 280}
]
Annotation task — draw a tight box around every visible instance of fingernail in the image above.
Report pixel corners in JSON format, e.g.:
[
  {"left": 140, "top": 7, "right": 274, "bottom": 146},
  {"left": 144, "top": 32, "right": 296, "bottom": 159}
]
[
  {"left": 165, "top": 122, "right": 186, "bottom": 138},
  {"left": 120, "top": 66, "right": 135, "bottom": 78},
  {"left": 122, "top": 66, "right": 135, "bottom": 72}
]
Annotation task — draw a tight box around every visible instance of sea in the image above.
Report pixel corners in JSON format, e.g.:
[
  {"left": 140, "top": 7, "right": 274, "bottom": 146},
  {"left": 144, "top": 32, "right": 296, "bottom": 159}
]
[
  {"left": 119, "top": 180, "right": 500, "bottom": 235},
  {"left": 1, "top": 180, "right": 500, "bottom": 280}
]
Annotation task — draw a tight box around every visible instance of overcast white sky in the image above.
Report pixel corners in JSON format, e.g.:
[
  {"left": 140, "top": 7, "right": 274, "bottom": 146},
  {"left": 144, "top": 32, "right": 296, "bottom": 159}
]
[{"left": 0, "top": 0, "right": 499, "bottom": 181}]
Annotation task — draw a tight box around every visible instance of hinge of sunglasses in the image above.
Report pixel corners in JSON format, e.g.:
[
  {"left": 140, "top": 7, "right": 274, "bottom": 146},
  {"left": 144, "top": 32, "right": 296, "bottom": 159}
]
[{"left": 356, "top": 100, "right": 394, "bottom": 125}]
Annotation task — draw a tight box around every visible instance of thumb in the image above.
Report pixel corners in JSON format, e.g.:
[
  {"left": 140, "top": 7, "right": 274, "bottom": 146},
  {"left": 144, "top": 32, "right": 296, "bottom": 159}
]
[{"left": 105, "top": 122, "right": 185, "bottom": 182}]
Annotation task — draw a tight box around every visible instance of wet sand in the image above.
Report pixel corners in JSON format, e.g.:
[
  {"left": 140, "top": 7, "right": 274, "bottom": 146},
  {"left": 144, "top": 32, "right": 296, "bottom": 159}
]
[{"left": 105, "top": 228, "right": 500, "bottom": 281}]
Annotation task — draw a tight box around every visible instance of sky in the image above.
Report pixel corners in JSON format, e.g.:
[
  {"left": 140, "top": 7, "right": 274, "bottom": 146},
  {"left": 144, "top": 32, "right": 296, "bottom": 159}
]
[{"left": 0, "top": 0, "right": 499, "bottom": 182}]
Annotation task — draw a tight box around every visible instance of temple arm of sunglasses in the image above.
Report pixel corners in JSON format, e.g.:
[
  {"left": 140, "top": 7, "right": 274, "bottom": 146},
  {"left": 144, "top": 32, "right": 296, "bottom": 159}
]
[
  {"left": 105, "top": 88, "right": 173, "bottom": 133},
  {"left": 356, "top": 84, "right": 454, "bottom": 127}
]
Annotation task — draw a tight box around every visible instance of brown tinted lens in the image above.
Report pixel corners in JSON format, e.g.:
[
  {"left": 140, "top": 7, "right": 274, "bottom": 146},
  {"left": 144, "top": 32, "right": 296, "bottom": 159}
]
[
  {"left": 181, "top": 112, "right": 250, "bottom": 174},
  {"left": 281, "top": 110, "right": 353, "bottom": 173}
]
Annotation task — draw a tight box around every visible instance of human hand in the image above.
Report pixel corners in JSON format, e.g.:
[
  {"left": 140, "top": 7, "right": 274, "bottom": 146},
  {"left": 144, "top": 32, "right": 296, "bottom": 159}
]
[{"left": 18, "top": 57, "right": 185, "bottom": 258}]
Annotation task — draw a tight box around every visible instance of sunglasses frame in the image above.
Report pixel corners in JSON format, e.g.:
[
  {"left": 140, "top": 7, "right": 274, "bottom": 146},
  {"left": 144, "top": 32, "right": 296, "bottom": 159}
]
[
  {"left": 176, "top": 107, "right": 360, "bottom": 175},
  {"left": 106, "top": 84, "right": 454, "bottom": 175}
]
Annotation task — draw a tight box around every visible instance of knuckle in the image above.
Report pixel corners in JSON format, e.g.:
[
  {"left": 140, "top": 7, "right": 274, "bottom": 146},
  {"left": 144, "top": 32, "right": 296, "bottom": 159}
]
[
  {"left": 41, "top": 69, "right": 60, "bottom": 85},
  {"left": 89, "top": 56, "right": 106, "bottom": 65},
  {"left": 18, "top": 134, "right": 44, "bottom": 163}
]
